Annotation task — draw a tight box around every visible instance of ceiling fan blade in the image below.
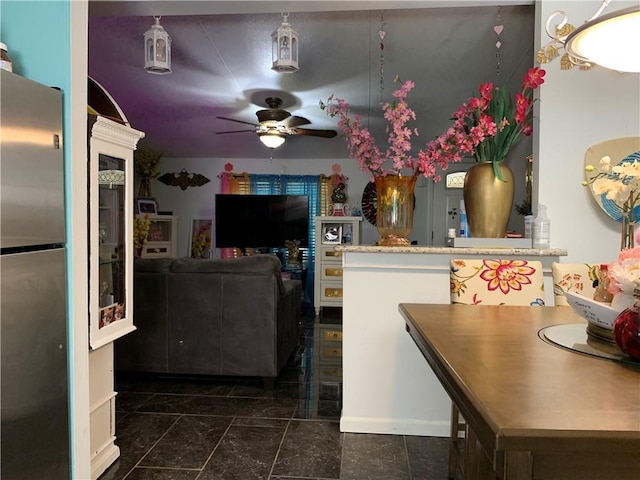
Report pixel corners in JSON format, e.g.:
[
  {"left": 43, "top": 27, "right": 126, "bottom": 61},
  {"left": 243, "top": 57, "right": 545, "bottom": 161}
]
[
  {"left": 216, "top": 129, "right": 255, "bottom": 134},
  {"left": 290, "top": 128, "right": 338, "bottom": 138},
  {"left": 217, "top": 116, "right": 260, "bottom": 127},
  {"left": 282, "top": 115, "right": 311, "bottom": 128}
]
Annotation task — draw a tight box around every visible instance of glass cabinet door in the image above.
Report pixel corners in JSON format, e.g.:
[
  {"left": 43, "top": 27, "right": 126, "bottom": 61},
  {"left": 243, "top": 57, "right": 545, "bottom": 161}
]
[
  {"left": 98, "top": 155, "right": 125, "bottom": 322},
  {"left": 89, "top": 116, "right": 144, "bottom": 349}
]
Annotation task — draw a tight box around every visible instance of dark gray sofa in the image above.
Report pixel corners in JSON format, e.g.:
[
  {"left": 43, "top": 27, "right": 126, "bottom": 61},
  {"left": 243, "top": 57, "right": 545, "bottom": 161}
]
[{"left": 115, "top": 255, "right": 302, "bottom": 387}]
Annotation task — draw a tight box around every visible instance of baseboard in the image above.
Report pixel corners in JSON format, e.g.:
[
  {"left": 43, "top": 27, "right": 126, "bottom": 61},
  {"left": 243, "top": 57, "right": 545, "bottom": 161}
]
[
  {"left": 90, "top": 442, "right": 120, "bottom": 480},
  {"left": 339, "top": 415, "right": 450, "bottom": 437}
]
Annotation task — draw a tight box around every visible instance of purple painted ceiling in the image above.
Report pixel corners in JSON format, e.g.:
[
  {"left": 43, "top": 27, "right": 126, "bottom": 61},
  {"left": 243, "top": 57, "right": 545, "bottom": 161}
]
[{"left": 88, "top": 1, "right": 534, "bottom": 159}]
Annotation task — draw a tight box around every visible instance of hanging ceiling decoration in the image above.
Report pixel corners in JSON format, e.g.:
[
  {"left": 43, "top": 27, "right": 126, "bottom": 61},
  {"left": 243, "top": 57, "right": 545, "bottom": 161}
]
[
  {"left": 538, "top": 2, "right": 640, "bottom": 72},
  {"left": 157, "top": 169, "right": 210, "bottom": 191},
  {"left": 98, "top": 169, "right": 125, "bottom": 188},
  {"left": 144, "top": 16, "right": 172, "bottom": 74},
  {"left": 271, "top": 13, "right": 299, "bottom": 73}
]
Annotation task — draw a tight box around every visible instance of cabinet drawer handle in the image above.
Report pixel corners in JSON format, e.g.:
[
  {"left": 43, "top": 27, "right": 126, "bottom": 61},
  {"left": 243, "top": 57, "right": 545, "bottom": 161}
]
[
  {"left": 325, "top": 268, "right": 343, "bottom": 277},
  {"left": 324, "top": 288, "right": 343, "bottom": 298},
  {"left": 323, "top": 331, "right": 343, "bottom": 341},
  {"left": 325, "top": 251, "right": 342, "bottom": 258},
  {"left": 322, "top": 347, "right": 343, "bottom": 357}
]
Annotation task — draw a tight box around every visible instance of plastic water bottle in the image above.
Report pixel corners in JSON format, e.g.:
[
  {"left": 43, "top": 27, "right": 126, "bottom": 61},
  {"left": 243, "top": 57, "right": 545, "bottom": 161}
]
[
  {"left": 459, "top": 199, "right": 469, "bottom": 238},
  {"left": 533, "top": 204, "right": 550, "bottom": 249},
  {"left": 524, "top": 215, "right": 534, "bottom": 239}
]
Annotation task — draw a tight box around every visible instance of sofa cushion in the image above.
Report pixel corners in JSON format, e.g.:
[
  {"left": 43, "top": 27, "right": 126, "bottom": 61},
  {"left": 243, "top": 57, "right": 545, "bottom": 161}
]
[
  {"left": 170, "top": 255, "right": 285, "bottom": 294},
  {"left": 134, "top": 257, "right": 173, "bottom": 273}
]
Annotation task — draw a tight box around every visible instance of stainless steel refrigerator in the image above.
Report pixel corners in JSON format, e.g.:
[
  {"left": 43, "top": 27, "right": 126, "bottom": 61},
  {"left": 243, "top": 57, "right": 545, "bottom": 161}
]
[{"left": 1, "top": 70, "right": 70, "bottom": 479}]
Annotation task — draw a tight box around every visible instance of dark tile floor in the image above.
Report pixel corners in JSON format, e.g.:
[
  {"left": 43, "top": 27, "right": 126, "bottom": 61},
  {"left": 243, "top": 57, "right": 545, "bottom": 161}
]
[{"left": 99, "top": 308, "right": 449, "bottom": 480}]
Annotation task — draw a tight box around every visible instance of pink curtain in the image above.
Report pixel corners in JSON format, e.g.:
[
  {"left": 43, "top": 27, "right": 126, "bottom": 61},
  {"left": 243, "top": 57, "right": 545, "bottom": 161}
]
[{"left": 218, "top": 171, "right": 235, "bottom": 259}]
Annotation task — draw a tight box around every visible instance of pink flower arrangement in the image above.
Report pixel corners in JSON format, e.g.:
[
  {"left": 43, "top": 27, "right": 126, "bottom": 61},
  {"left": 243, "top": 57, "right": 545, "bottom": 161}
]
[
  {"left": 470, "top": 67, "right": 545, "bottom": 180},
  {"left": 321, "top": 68, "right": 545, "bottom": 181},
  {"left": 607, "top": 246, "right": 640, "bottom": 295}
]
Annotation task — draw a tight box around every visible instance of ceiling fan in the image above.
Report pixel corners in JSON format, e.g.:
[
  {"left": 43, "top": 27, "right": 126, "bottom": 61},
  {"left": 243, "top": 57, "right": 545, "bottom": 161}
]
[{"left": 217, "top": 97, "right": 337, "bottom": 149}]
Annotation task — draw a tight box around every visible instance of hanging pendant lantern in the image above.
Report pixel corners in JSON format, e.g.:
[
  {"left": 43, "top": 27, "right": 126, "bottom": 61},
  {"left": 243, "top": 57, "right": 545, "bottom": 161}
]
[
  {"left": 271, "top": 13, "right": 299, "bottom": 73},
  {"left": 144, "top": 16, "right": 171, "bottom": 74}
]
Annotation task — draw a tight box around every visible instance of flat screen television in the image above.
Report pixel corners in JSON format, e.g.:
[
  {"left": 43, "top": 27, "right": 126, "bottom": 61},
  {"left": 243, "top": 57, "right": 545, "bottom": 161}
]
[{"left": 215, "top": 194, "right": 309, "bottom": 249}]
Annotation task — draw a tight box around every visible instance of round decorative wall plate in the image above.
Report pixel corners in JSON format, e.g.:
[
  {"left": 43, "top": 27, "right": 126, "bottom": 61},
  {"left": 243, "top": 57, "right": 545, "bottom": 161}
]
[
  {"left": 361, "top": 181, "right": 377, "bottom": 225},
  {"left": 584, "top": 137, "right": 640, "bottom": 223}
]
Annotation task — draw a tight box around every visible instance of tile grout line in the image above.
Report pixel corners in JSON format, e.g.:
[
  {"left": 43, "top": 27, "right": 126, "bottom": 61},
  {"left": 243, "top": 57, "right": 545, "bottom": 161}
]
[
  {"left": 266, "top": 417, "right": 292, "bottom": 479},
  {"left": 193, "top": 415, "right": 237, "bottom": 480},
  {"left": 121, "top": 408, "right": 182, "bottom": 480}
]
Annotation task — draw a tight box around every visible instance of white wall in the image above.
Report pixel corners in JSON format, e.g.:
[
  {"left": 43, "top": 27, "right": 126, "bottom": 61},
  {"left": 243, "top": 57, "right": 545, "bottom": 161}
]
[
  {"left": 535, "top": 0, "right": 640, "bottom": 264},
  {"left": 150, "top": 156, "right": 382, "bottom": 256}
]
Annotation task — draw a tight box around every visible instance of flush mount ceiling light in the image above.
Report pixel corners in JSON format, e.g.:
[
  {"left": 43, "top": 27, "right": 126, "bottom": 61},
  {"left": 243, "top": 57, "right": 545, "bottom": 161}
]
[
  {"left": 539, "top": 2, "right": 640, "bottom": 72},
  {"left": 258, "top": 130, "right": 286, "bottom": 149},
  {"left": 271, "top": 13, "right": 299, "bottom": 73},
  {"left": 144, "top": 16, "right": 172, "bottom": 74},
  {"left": 565, "top": 5, "right": 640, "bottom": 73}
]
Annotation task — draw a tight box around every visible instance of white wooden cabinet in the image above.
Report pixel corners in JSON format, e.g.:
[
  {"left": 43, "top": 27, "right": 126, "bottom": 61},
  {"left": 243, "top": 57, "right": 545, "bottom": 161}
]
[
  {"left": 313, "top": 216, "right": 361, "bottom": 315},
  {"left": 137, "top": 214, "right": 178, "bottom": 258},
  {"left": 88, "top": 115, "right": 143, "bottom": 479}
]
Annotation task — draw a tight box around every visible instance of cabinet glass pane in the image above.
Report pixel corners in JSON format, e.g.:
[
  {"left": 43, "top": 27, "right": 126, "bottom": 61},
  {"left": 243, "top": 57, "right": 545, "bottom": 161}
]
[
  {"left": 148, "top": 219, "right": 171, "bottom": 242},
  {"left": 98, "top": 153, "right": 126, "bottom": 327}
]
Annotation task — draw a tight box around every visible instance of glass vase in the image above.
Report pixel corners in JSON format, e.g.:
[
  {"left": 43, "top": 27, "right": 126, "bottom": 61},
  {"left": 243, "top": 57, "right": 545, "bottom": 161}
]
[
  {"left": 374, "top": 174, "right": 417, "bottom": 246},
  {"left": 138, "top": 177, "right": 152, "bottom": 198},
  {"left": 620, "top": 207, "right": 635, "bottom": 250}
]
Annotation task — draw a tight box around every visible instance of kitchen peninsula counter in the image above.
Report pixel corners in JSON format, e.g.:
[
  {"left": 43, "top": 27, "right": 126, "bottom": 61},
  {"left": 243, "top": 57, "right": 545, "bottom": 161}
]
[
  {"left": 336, "top": 245, "right": 567, "bottom": 437},
  {"left": 335, "top": 245, "right": 567, "bottom": 256}
]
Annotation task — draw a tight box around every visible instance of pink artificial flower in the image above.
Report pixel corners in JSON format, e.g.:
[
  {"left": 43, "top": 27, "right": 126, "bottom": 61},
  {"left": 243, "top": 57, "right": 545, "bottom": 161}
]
[
  {"left": 522, "top": 67, "right": 546, "bottom": 89},
  {"left": 479, "top": 82, "right": 493, "bottom": 100},
  {"left": 607, "top": 247, "right": 640, "bottom": 295},
  {"left": 514, "top": 93, "right": 530, "bottom": 124}
]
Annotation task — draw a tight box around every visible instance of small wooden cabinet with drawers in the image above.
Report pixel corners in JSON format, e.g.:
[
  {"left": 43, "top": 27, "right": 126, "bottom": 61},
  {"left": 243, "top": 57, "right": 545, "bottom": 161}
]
[
  {"left": 137, "top": 214, "right": 178, "bottom": 258},
  {"left": 313, "top": 216, "right": 361, "bottom": 315}
]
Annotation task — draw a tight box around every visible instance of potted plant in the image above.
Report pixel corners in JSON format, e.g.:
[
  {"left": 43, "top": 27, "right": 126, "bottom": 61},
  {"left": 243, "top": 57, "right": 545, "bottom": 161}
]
[
  {"left": 134, "top": 148, "right": 163, "bottom": 198},
  {"left": 461, "top": 67, "right": 546, "bottom": 237},
  {"left": 321, "top": 76, "right": 498, "bottom": 245}
]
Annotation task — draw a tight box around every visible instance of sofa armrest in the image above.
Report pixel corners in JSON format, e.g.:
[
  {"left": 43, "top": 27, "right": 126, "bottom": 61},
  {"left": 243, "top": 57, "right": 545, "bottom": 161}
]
[{"left": 276, "top": 279, "right": 302, "bottom": 370}]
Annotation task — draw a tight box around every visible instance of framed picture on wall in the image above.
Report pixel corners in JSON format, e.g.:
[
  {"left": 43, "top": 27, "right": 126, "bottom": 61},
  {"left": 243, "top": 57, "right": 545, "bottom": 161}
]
[{"left": 189, "top": 219, "right": 213, "bottom": 258}]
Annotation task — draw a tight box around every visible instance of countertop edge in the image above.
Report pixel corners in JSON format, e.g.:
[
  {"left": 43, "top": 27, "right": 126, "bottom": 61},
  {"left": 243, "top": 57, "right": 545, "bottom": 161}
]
[{"left": 334, "top": 245, "right": 568, "bottom": 256}]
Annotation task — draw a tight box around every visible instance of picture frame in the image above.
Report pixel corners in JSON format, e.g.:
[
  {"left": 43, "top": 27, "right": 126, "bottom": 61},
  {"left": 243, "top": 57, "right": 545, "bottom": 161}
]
[
  {"left": 322, "top": 224, "right": 342, "bottom": 244},
  {"left": 136, "top": 197, "right": 158, "bottom": 215},
  {"left": 189, "top": 219, "right": 213, "bottom": 258}
]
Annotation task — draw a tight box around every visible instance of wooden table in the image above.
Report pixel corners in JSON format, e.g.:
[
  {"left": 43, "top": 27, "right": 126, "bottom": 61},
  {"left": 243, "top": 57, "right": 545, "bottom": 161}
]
[{"left": 400, "top": 304, "right": 640, "bottom": 480}]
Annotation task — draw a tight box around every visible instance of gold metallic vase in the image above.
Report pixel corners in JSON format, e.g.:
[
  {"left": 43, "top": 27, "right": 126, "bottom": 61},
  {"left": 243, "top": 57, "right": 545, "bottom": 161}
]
[
  {"left": 463, "top": 162, "right": 514, "bottom": 238},
  {"left": 375, "top": 174, "right": 417, "bottom": 246}
]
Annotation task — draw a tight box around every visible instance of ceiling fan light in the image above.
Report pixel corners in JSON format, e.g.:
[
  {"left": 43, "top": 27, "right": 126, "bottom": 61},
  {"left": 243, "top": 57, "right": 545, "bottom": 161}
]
[
  {"left": 144, "top": 16, "right": 172, "bottom": 74},
  {"left": 565, "top": 6, "right": 640, "bottom": 73},
  {"left": 271, "top": 13, "right": 299, "bottom": 73},
  {"left": 259, "top": 132, "right": 286, "bottom": 149}
]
